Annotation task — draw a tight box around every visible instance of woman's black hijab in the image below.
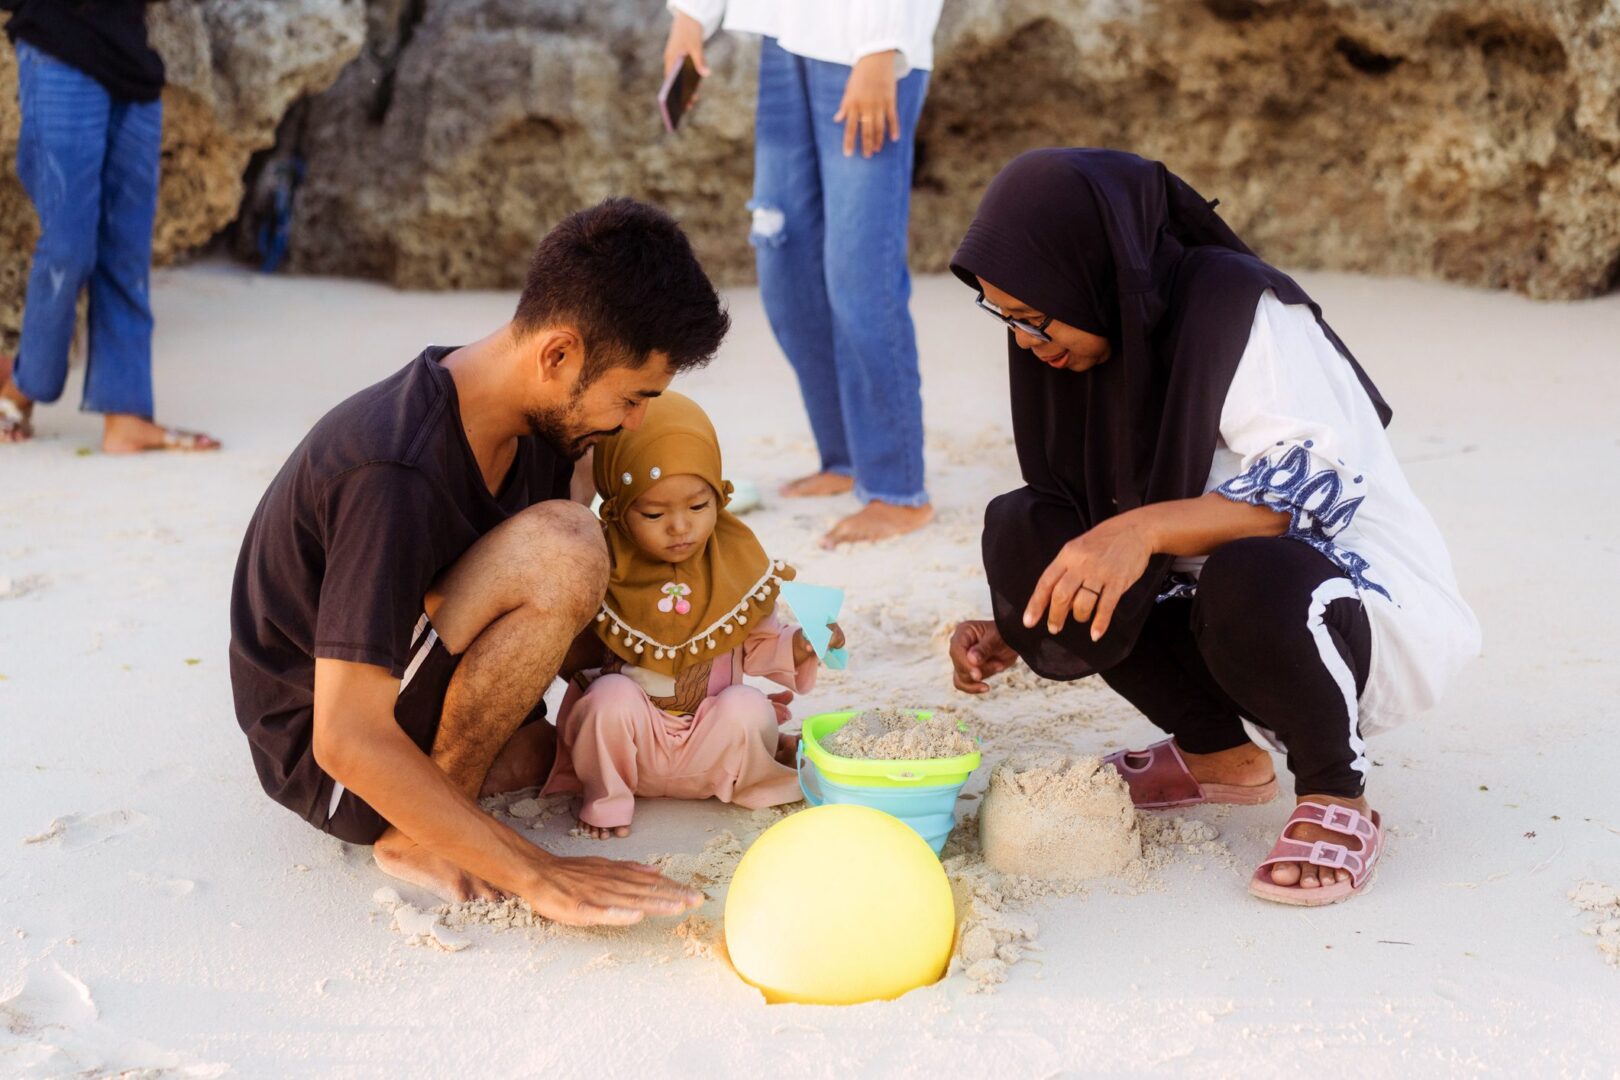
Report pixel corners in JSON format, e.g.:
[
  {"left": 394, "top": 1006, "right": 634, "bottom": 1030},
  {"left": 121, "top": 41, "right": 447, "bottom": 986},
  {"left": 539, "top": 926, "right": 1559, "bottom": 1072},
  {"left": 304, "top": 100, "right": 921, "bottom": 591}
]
[{"left": 950, "top": 148, "right": 1391, "bottom": 680}]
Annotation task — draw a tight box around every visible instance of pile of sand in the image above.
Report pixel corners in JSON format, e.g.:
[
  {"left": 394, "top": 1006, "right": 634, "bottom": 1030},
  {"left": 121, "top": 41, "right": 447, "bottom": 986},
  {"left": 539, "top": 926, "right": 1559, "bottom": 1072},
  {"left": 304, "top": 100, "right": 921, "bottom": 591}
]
[
  {"left": 825, "top": 709, "right": 977, "bottom": 760},
  {"left": 648, "top": 831, "right": 746, "bottom": 892},
  {"left": 978, "top": 754, "right": 1141, "bottom": 881},
  {"left": 372, "top": 887, "right": 475, "bottom": 952},
  {"left": 481, "top": 788, "right": 570, "bottom": 829},
  {"left": 1569, "top": 881, "right": 1620, "bottom": 967},
  {"left": 941, "top": 800, "right": 1229, "bottom": 992}
]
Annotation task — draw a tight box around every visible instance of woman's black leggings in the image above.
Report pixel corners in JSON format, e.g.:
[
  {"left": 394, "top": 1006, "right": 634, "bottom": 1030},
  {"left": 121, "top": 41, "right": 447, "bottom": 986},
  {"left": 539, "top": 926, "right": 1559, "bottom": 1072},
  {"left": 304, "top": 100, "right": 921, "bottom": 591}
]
[{"left": 1098, "top": 538, "right": 1372, "bottom": 799}]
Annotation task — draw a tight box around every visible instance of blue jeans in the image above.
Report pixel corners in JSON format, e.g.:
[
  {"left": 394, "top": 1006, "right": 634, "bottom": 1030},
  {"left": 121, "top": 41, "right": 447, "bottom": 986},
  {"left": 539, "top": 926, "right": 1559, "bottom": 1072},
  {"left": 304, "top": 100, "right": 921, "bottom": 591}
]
[
  {"left": 750, "top": 39, "right": 930, "bottom": 507},
  {"left": 13, "top": 40, "right": 161, "bottom": 417}
]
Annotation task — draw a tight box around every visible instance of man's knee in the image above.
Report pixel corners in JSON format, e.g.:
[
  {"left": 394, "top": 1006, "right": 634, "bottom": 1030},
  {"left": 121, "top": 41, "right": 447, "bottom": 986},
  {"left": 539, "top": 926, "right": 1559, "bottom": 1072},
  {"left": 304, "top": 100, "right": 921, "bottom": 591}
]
[{"left": 509, "top": 500, "right": 609, "bottom": 619}]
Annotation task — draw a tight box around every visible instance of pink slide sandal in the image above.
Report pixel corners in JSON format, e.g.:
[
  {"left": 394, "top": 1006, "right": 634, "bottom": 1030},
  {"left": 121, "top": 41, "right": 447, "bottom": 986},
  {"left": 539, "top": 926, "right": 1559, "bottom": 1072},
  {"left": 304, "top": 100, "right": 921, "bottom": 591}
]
[
  {"left": 1248, "top": 801, "right": 1383, "bottom": 907},
  {"left": 1102, "top": 738, "right": 1279, "bottom": 809}
]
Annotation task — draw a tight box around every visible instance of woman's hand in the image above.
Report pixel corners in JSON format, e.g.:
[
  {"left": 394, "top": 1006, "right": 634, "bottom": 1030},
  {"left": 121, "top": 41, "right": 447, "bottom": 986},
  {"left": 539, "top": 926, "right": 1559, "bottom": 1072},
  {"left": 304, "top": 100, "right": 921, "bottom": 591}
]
[
  {"left": 949, "top": 620, "right": 1019, "bottom": 693},
  {"left": 663, "top": 11, "right": 710, "bottom": 78},
  {"left": 834, "top": 51, "right": 900, "bottom": 158},
  {"left": 1024, "top": 514, "right": 1155, "bottom": 641},
  {"left": 793, "top": 622, "right": 846, "bottom": 667}
]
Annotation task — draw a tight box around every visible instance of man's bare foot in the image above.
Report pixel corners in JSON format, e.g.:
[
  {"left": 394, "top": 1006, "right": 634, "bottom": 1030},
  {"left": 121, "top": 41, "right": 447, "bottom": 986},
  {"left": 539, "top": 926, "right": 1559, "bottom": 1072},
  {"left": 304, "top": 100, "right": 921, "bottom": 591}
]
[
  {"left": 819, "top": 500, "right": 933, "bottom": 548},
  {"left": 479, "top": 722, "right": 558, "bottom": 798},
  {"left": 0, "top": 375, "right": 34, "bottom": 444},
  {"left": 1266, "top": 794, "right": 1371, "bottom": 891},
  {"left": 775, "top": 732, "right": 800, "bottom": 767},
  {"left": 572, "top": 814, "right": 630, "bottom": 840},
  {"left": 373, "top": 827, "right": 505, "bottom": 903},
  {"left": 101, "top": 413, "right": 221, "bottom": 454},
  {"left": 1176, "top": 740, "right": 1277, "bottom": 789},
  {"left": 779, "top": 471, "right": 854, "bottom": 498}
]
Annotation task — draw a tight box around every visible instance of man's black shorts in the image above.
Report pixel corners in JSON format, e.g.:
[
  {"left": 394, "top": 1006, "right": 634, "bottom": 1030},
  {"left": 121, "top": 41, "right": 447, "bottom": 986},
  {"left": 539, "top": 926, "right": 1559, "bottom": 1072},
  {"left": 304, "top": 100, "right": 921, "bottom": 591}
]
[{"left": 315, "top": 616, "right": 546, "bottom": 845}]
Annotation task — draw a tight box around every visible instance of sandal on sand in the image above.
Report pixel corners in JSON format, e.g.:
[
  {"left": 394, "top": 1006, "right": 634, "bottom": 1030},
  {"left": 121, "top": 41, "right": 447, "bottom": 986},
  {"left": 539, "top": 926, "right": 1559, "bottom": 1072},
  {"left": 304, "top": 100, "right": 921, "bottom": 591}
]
[
  {"left": 0, "top": 397, "right": 33, "bottom": 442},
  {"left": 1103, "top": 738, "right": 1279, "bottom": 809},
  {"left": 1249, "top": 801, "right": 1383, "bottom": 907},
  {"left": 158, "top": 428, "right": 221, "bottom": 452}
]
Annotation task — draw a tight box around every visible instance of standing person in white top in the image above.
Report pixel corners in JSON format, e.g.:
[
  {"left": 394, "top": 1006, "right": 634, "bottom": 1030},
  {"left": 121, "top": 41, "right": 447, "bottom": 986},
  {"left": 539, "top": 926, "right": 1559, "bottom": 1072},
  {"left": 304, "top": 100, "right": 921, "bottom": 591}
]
[
  {"left": 946, "top": 149, "right": 1480, "bottom": 907},
  {"left": 664, "top": 0, "right": 944, "bottom": 547}
]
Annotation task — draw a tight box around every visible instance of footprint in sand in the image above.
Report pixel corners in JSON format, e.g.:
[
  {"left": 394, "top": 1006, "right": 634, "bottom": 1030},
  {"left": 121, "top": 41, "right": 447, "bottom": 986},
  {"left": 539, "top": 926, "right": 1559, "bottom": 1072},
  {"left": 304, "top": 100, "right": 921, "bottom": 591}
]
[
  {"left": 23, "top": 810, "right": 155, "bottom": 852},
  {"left": 0, "top": 573, "right": 49, "bottom": 601},
  {"left": 0, "top": 960, "right": 227, "bottom": 1077},
  {"left": 129, "top": 872, "right": 196, "bottom": 899}
]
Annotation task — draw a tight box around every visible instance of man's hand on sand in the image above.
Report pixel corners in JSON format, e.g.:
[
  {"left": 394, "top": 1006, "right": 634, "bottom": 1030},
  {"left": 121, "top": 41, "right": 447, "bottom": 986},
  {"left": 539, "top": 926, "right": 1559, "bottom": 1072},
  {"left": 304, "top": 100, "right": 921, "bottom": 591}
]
[
  {"left": 522, "top": 853, "right": 704, "bottom": 927},
  {"left": 949, "top": 619, "right": 1019, "bottom": 694}
]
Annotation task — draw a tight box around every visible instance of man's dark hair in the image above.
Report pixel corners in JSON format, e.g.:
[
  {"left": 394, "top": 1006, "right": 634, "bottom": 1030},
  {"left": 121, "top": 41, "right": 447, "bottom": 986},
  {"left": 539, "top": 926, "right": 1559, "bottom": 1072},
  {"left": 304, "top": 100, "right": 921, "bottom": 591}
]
[{"left": 513, "top": 197, "right": 729, "bottom": 385}]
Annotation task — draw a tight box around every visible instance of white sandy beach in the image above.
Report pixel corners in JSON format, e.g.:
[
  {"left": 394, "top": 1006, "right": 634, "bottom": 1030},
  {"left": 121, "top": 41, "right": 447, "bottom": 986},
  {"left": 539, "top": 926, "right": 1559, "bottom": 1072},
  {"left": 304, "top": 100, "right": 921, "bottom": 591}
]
[{"left": 2, "top": 264, "right": 1618, "bottom": 1076}]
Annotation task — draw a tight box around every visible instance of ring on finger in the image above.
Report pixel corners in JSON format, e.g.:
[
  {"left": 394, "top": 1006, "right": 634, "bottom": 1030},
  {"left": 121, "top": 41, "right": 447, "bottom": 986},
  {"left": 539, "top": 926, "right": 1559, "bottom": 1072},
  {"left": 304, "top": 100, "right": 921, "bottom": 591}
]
[{"left": 1078, "top": 584, "right": 1101, "bottom": 596}]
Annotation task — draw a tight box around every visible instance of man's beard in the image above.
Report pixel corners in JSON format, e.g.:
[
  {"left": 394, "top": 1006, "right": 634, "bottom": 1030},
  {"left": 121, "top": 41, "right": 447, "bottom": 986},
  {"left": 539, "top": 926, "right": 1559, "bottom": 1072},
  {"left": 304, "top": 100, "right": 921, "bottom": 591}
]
[{"left": 525, "top": 400, "right": 620, "bottom": 461}]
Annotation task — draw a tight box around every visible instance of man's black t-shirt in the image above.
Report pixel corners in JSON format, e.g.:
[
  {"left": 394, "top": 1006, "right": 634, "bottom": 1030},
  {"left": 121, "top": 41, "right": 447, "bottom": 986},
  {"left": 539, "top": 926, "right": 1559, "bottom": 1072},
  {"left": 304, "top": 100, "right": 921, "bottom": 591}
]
[
  {"left": 229, "top": 348, "right": 573, "bottom": 827},
  {"left": 5, "top": 0, "right": 166, "bottom": 103}
]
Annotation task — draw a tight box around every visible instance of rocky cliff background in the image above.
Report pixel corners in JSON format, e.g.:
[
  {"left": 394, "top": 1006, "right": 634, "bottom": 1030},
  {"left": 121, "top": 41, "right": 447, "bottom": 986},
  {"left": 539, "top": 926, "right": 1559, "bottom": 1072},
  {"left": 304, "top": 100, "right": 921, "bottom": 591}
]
[{"left": 4, "top": 0, "right": 1619, "bottom": 349}]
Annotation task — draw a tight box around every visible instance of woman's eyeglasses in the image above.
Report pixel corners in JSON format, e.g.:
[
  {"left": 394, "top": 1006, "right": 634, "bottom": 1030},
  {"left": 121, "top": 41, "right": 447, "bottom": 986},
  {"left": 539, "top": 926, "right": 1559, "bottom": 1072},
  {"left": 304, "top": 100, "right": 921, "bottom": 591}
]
[{"left": 974, "top": 293, "right": 1054, "bottom": 344}]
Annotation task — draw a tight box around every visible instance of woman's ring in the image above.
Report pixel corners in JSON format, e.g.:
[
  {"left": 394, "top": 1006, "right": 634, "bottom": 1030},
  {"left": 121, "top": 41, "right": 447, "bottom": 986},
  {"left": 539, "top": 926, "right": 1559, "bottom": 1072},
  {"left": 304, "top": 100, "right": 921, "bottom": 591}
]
[{"left": 1078, "top": 584, "right": 1101, "bottom": 596}]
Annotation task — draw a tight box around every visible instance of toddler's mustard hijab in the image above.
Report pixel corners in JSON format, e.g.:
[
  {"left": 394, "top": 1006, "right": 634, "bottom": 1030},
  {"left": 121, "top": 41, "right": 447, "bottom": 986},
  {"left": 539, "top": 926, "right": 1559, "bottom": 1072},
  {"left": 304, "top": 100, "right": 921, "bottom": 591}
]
[{"left": 592, "top": 392, "right": 793, "bottom": 675}]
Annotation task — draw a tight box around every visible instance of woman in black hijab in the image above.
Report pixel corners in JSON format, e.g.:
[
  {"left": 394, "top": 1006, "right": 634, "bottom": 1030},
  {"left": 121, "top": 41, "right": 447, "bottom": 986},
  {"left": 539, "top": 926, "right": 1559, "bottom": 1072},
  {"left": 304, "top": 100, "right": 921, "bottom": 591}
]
[{"left": 947, "top": 149, "right": 1479, "bottom": 906}]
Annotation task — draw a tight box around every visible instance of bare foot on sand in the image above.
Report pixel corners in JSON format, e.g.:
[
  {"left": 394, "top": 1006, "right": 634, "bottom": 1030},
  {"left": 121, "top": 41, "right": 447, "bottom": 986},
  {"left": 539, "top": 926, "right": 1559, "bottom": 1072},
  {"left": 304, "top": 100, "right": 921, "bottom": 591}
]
[
  {"left": 373, "top": 827, "right": 505, "bottom": 903},
  {"left": 1265, "top": 794, "right": 1372, "bottom": 891},
  {"left": 479, "top": 722, "right": 558, "bottom": 798},
  {"left": 101, "top": 414, "right": 221, "bottom": 454},
  {"left": 820, "top": 501, "right": 933, "bottom": 548},
  {"left": 572, "top": 814, "right": 630, "bottom": 840},
  {"left": 775, "top": 732, "right": 800, "bottom": 768},
  {"left": 779, "top": 471, "right": 853, "bottom": 498}
]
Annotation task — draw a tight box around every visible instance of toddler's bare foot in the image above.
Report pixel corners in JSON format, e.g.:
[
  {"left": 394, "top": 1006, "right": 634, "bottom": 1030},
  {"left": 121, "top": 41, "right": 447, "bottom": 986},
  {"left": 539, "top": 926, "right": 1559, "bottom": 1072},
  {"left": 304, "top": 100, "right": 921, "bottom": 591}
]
[
  {"left": 779, "top": 471, "right": 853, "bottom": 498},
  {"left": 775, "top": 733, "right": 800, "bottom": 767},
  {"left": 572, "top": 814, "right": 630, "bottom": 840},
  {"left": 820, "top": 501, "right": 933, "bottom": 548}
]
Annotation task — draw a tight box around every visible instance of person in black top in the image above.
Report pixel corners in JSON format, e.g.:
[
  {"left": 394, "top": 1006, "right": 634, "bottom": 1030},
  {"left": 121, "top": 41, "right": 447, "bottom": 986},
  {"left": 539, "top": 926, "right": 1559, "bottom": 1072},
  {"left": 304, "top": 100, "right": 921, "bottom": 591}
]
[
  {"left": 0, "top": 0, "right": 219, "bottom": 451},
  {"left": 229, "top": 198, "right": 729, "bottom": 924}
]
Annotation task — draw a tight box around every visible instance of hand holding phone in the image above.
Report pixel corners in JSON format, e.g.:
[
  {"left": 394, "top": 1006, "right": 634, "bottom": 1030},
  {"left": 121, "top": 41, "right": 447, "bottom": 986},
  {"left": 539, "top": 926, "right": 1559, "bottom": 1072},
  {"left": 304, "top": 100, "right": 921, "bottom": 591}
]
[
  {"left": 660, "top": 12, "right": 708, "bottom": 133},
  {"left": 659, "top": 54, "right": 703, "bottom": 133}
]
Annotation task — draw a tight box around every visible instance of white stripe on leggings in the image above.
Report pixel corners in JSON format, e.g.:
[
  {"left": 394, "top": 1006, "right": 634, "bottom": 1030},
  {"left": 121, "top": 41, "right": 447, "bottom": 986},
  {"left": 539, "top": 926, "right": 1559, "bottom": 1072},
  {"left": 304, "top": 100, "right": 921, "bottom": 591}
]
[
  {"left": 328, "top": 615, "right": 438, "bottom": 822},
  {"left": 1306, "top": 577, "right": 1368, "bottom": 780}
]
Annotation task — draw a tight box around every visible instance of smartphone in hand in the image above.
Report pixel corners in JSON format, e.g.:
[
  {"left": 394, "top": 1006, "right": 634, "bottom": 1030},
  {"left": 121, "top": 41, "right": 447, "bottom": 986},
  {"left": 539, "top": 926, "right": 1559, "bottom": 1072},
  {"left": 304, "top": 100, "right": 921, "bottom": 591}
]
[{"left": 659, "top": 55, "right": 702, "bottom": 133}]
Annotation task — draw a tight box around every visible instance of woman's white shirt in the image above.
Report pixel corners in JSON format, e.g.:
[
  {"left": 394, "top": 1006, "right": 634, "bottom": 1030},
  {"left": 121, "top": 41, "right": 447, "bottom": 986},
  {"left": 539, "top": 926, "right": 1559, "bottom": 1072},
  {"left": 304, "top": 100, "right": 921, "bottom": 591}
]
[
  {"left": 668, "top": 0, "right": 945, "bottom": 75},
  {"left": 1174, "top": 290, "right": 1482, "bottom": 734}
]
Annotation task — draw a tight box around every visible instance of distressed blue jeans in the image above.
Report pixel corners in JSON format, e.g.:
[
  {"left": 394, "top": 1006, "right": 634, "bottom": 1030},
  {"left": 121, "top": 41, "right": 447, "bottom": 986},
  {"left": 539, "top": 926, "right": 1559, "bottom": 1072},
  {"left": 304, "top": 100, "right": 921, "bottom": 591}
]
[
  {"left": 750, "top": 38, "right": 930, "bottom": 507},
  {"left": 12, "top": 41, "right": 161, "bottom": 417}
]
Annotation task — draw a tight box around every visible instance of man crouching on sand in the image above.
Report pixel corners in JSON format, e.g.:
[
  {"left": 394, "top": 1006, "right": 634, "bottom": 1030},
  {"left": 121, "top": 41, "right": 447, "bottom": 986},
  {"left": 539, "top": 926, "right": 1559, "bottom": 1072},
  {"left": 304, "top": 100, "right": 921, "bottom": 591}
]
[{"left": 228, "top": 199, "right": 724, "bottom": 925}]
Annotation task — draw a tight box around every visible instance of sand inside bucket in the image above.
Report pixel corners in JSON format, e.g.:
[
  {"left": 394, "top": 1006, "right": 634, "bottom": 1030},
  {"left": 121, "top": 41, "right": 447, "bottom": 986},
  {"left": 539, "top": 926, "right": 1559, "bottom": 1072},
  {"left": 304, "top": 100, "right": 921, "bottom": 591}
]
[
  {"left": 977, "top": 753, "right": 1141, "bottom": 881},
  {"left": 824, "top": 708, "right": 977, "bottom": 760}
]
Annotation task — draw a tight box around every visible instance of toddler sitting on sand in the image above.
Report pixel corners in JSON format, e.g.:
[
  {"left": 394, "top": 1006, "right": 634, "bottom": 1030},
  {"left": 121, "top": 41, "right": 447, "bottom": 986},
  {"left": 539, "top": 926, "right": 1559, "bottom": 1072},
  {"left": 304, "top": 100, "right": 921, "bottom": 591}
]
[{"left": 541, "top": 393, "right": 843, "bottom": 838}]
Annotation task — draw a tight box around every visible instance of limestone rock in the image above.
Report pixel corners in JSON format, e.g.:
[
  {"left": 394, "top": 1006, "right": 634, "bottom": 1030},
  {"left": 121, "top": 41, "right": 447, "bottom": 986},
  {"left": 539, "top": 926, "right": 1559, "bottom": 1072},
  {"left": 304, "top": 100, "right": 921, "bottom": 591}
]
[
  {"left": 0, "top": 1, "right": 365, "bottom": 346},
  {"left": 288, "top": 0, "right": 761, "bottom": 288},
  {"left": 288, "top": 0, "right": 1620, "bottom": 302}
]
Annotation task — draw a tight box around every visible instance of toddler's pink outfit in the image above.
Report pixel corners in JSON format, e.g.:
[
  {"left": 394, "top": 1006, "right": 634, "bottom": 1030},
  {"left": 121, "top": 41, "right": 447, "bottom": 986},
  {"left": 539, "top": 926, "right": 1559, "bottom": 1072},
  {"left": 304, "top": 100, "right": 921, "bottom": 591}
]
[{"left": 542, "top": 613, "right": 814, "bottom": 828}]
